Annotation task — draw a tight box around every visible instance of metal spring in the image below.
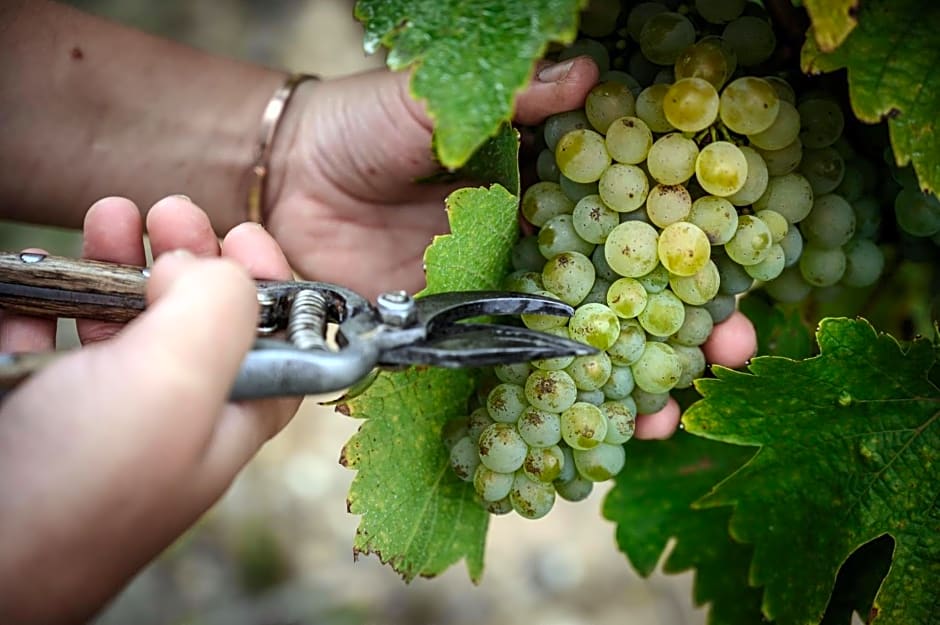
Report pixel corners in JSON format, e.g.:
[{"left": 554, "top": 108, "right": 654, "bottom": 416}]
[{"left": 287, "top": 289, "right": 330, "bottom": 351}]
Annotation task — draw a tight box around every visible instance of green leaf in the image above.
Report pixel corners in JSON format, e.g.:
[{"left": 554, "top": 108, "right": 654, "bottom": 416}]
[
  {"left": 604, "top": 433, "right": 763, "bottom": 625},
  {"left": 459, "top": 123, "right": 521, "bottom": 197},
  {"left": 803, "top": 0, "right": 859, "bottom": 51},
  {"left": 354, "top": 0, "right": 584, "bottom": 168},
  {"left": 800, "top": 0, "right": 940, "bottom": 194},
  {"left": 739, "top": 294, "right": 814, "bottom": 360},
  {"left": 684, "top": 318, "right": 940, "bottom": 625},
  {"left": 339, "top": 182, "right": 522, "bottom": 581}
]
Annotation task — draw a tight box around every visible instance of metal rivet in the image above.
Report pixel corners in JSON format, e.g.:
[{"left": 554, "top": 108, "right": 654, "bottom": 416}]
[
  {"left": 141, "top": 268, "right": 151, "bottom": 278},
  {"left": 376, "top": 291, "right": 416, "bottom": 327},
  {"left": 19, "top": 252, "right": 46, "bottom": 264}
]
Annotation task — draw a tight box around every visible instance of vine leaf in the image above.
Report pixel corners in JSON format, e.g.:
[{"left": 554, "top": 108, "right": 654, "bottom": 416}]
[
  {"left": 800, "top": 0, "right": 940, "bottom": 194},
  {"left": 338, "top": 182, "right": 521, "bottom": 581},
  {"left": 604, "top": 433, "right": 763, "bottom": 625},
  {"left": 354, "top": 0, "right": 584, "bottom": 168},
  {"left": 684, "top": 318, "right": 940, "bottom": 625},
  {"left": 803, "top": 0, "right": 859, "bottom": 52}
]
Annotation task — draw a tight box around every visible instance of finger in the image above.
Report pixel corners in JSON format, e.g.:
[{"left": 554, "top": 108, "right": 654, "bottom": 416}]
[
  {"left": 0, "top": 248, "right": 56, "bottom": 353},
  {"left": 702, "top": 311, "right": 758, "bottom": 369},
  {"left": 513, "top": 56, "right": 600, "bottom": 126},
  {"left": 76, "top": 197, "right": 146, "bottom": 344},
  {"left": 146, "top": 195, "right": 221, "bottom": 259},
  {"left": 220, "top": 222, "right": 293, "bottom": 280},
  {"left": 634, "top": 397, "right": 682, "bottom": 440}
]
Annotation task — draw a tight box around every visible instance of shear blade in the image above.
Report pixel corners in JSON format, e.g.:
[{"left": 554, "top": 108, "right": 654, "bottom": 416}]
[
  {"left": 380, "top": 323, "right": 596, "bottom": 368},
  {"left": 415, "top": 291, "right": 575, "bottom": 332}
]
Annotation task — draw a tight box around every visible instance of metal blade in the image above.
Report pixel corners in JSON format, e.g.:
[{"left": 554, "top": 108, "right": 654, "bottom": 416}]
[{"left": 413, "top": 291, "right": 574, "bottom": 334}]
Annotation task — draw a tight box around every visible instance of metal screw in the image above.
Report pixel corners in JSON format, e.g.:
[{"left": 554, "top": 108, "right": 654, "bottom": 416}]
[{"left": 376, "top": 290, "right": 416, "bottom": 327}]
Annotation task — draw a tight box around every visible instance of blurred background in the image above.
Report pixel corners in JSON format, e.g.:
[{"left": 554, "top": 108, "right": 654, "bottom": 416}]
[{"left": 5, "top": 2, "right": 706, "bottom": 624}]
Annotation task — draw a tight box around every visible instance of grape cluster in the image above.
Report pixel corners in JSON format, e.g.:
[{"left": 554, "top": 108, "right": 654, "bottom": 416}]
[{"left": 442, "top": 0, "right": 892, "bottom": 519}]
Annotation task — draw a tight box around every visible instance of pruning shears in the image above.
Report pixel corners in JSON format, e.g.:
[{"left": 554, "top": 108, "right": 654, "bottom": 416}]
[{"left": 0, "top": 251, "right": 593, "bottom": 400}]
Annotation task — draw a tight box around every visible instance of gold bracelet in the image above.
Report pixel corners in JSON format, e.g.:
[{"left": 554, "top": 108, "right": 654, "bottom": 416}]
[{"left": 247, "top": 72, "right": 320, "bottom": 225}]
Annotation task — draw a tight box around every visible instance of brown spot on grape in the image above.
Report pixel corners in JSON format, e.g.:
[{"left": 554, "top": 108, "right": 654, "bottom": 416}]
[{"left": 70, "top": 46, "right": 84, "bottom": 60}]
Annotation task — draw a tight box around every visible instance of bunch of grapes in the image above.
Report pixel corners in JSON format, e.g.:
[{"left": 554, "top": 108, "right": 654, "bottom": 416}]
[{"left": 442, "top": 0, "right": 896, "bottom": 520}]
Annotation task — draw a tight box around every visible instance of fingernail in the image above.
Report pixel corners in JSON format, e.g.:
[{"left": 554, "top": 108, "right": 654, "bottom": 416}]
[
  {"left": 538, "top": 59, "right": 576, "bottom": 83},
  {"left": 171, "top": 194, "right": 191, "bottom": 202},
  {"left": 167, "top": 249, "right": 194, "bottom": 259}
]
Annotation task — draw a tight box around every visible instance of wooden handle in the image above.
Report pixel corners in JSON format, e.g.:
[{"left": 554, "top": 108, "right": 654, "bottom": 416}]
[{"left": 0, "top": 252, "right": 148, "bottom": 322}]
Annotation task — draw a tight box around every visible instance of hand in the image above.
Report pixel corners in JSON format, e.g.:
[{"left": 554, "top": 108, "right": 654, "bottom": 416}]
[{"left": 0, "top": 196, "right": 299, "bottom": 624}]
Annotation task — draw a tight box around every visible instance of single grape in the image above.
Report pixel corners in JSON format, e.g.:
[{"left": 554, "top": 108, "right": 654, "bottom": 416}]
[
  {"left": 484, "top": 497, "right": 513, "bottom": 515},
  {"left": 646, "top": 183, "right": 692, "bottom": 228},
  {"left": 560, "top": 174, "right": 599, "bottom": 202},
  {"left": 600, "top": 71, "right": 643, "bottom": 97},
  {"left": 626, "top": 2, "right": 669, "bottom": 42},
  {"left": 722, "top": 15, "right": 776, "bottom": 66},
  {"left": 671, "top": 343, "right": 707, "bottom": 389},
  {"left": 521, "top": 181, "right": 575, "bottom": 227},
  {"left": 894, "top": 188, "right": 940, "bottom": 236},
  {"left": 716, "top": 252, "right": 755, "bottom": 294},
  {"left": 657, "top": 221, "right": 712, "bottom": 277},
  {"left": 639, "top": 12, "right": 696, "bottom": 65},
  {"left": 631, "top": 341, "right": 682, "bottom": 394},
  {"left": 537, "top": 214, "right": 595, "bottom": 258},
  {"left": 753, "top": 173, "right": 814, "bottom": 224},
  {"left": 598, "top": 163, "right": 649, "bottom": 212},
  {"left": 779, "top": 224, "right": 804, "bottom": 267},
  {"left": 510, "top": 237, "right": 544, "bottom": 273},
  {"left": 495, "top": 362, "right": 533, "bottom": 386},
  {"left": 486, "top": 383, "right": 528, "bottom": 424},
  {"left": 542, "top": 250, "right": 596, "bottom": 306},
  {"left": 577, "top": 389, "right": 606, "bottom": 406},
  {"left": 632, "top": 388, "right": 670, "bottom": 415},
  {"left": 744, "top": 243, "right": 786, "bottom": 281},
  {"left": 689, "top": 195, "right": 738, "bottom": 245},
  {"left": 719, "top": 76, "right": 780, "bottom": 135},
  {"left": 467, "top": 407, "right": 495, "bottom": 444},
  {"left": 607, "top": 319, "right": 648, "bottom": 365},
  {"left": 449, "top": 436, "right": 481, "bottom": 481},
  {"left": 800, "top": 147, "right": 846, "bottom": 195},
  {"left": 560, "top": 401, "right": 608, "bottom": 450},
  {"left": 841, "top": 239, "right": 885, "bottom": 288},
  {"left": 669, "top": 259, "right": 721, "bottom": 305},
  {"left": 478, "top": 423, "right": 528, "bottom": 473},
  {"left": 574, "top": 443, "right": 626, "bottom": 482},
  {"left": 696, "top": 141, "right": 749, "bottom": 197},
  {"left": 525, "top": 369, "right": 579, "bottom": 412},
  {"left": 764, "top": 265, "right": 812, "bottom": 303},
  {"left": 572, "top": 194, "right": 620, "bottom": 243},
  {"left": 799, "top": 244, "right": 846, "bottom": 287},
  {"left": 672, "top": 305, "right": 714, "bottom": 346},
  {"left": 727, "top": 146, "right": 769, "bottom": 206},
  {"left": 695, "top": 0, "right": 745, "bottom": 24},
  {"left": 663, "top": 77, "right": 720, "bottom": 132},
  {"left": 510, "top": 471, "right": 556, "bottom": 519},
  {"left": 531, "top": 327, "right": 576, "bottom": 371},
  {"left": 605, "top": 116, "right": 653, "bottom": 165},
  {"left": 638, "top": 289, "right": 686, "bottom": 337},
  {"left": 703, "top": 292, "right": 736, "bottom": 323},
  {"left": 755, "top": 138, "right": 803, "bottom": 176},
  {"left": 800, "top": 194, "right": 856, "bottom": 248},
  {"left": 852, "top": 196, "right": 882, "bottom": 240},
  {"left": 605, "top": 221, "right": 660, "bottom": 277},
  {"left": 601, "top": 365, "right": 636, "bottom": 400},
  {"left": 473, "top": 464, "right": 515, "bottom": 502},
  {"left": 582, "top": 276, "right": 613, "bottom": 306},
  {"left": 748, "top": 100, "right": 800, "bottom": 151},
  {"left": 585, "top": 81, "right": 636, "bottom": 133},
  {"left": 567, "top": 302, "right": 621, "bottom": 350},
  {"left": 725, "top": 214, "right": 773, "bottom": 265},
  {"left": 637, "top": 263, "right": 671, "bottom": 293},
  {"left": 798, "top": 97, "right": 845, "bottom": 149},
  {"left": 592, "top": 244, "right": 618, "bottom": 281},
  {"left": 565, "top": 351, "right": 614, "bottom": 392},
  {"left": 555, "top": 128, "right": 611, "bottom": 183},
  {"left": 554, "top": 474, "right": 594, "bottom": 502},
  {"left": 763, "top": 75, "right": 796, "bottom": 105},
  {"left": 635, "top": 84, "right": 675, "bottom": 133},
  {"left": 607, "top": 277, "right": 649, "bottom": 318},
  {"left": 536, "top": 148, "right": 560, "bottom": 182},
  {"left": 522, "top": 445, "right": 566, "bottom": 483},
  {"left": 544, "top": 110, "right": 590, "bottom": 151},
  {"left": 756, "top": 209, "right": 789, "bottom": 243},
  {"left": 558, "top": 38, "right": 611, "bottom": 74},
  {"left": 600, "top": 401, "right": 636, "bottom": 444},
  {"left": 647, "top": 133, "right": 699, "bottom": 185},
  {"left": 517, "top": 406, "right": 562, "bottom": 448},
  {"left": 521, "top": 289, "right": 570, "bottom": 331},
  {"left": 673, "top": 35, "right": 737, "bottom": 90}
]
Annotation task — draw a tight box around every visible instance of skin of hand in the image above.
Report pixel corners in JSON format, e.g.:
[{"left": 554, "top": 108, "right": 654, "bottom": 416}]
[{"left": 0, "top": 196, "right": 299, "bottom": 625}]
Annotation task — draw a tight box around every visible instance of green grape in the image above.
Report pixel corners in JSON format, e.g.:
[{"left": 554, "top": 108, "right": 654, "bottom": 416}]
[
  {"left": 607, "top": 277, "right": 649, "bottom": 318},
  {"left": 560, "top": 174, "right": 599, "bottom": 203},
  {"left": 744, "top": 243, "right": 786, "bottom": 281},
  {"left": 517, "top": 406, "right": 562, "bottom": 448},
  {"left": 800, "top": 147, "right": 845, "bottom": 195},
  {"left": 537, "top": 148, "right": 560, "bottom": 183},
  {"left": 689, "top": 195, "right": 738, "bottom": 245},
  {"left": 554, "top": 474, "right": 594, "bottom": 502},
  {"left": 653, "top": 68, "right": 675, "bottom": 86},
  {"left": 555, "top": 128, "right": 612, "bottom": 183},
  {"left": 605, "top": 221, "right": 660, "bottom": 277},
  {"left": 722, "top": 15, "right": 776, "bottom": 66},
  {"left": 716, "top": 252, "right": 755, "bottom": 294},
  {"left": 568, "top": 302, "right": 621, "bottom": 350},
  {"left": 637, "top": 263, "right": 671, "bottom": 293},
  {"left": 841, "top": 239, "right": 885, "bottom": 288},
  {"left": 574, "top": 443, "right": 626, "bottom": 482},
  {"left": 674, "top": 36, "right": 737, "bottom": 90},
  {"left": 600, "top": 70, "right": 643, "bottom": 96},
  {"left": 779, "top": 224, "right": 804, "bottom": 267},
  {"left": 728, "top": 146, "right": 769, "bottom": 206},
  {"left": 544, "top": 110, "right": 590, "bottom": 151},
  {"left": 852, "top": 196, "right": 882, "bottom": 240},
  {"left": 494, "top": 362, "right": 532, "bottom": 386},
  {"left": 556, "top": 445, "right": 576, "bottom": 482},
  {"left": 756, "top": 209, "right": 789, "bottom": 243},
  {"left": 672, "top": 305, "right": 714, "bottom": 346},
  {"left": 577, "top": 389, "right": 606, "bottom": 406},
  {"left": 542, "top": 250, "right": 596, "bottom": 306},
  {"left": 798, "top": 97, "right": 845, "bottom": 149},
  {"left": 632, "top": 387, "right": 670, "bottom": 414},
  {"left": 719, "top": 76, "right": 780, "bottom": 135},
  {"left": 799, "top": 244, "right": 846, "bottom": 287},
  {"left": 671, "top": 343, "right": 706, "bottom": 389},
  {"left": 639, "top": 12, "right": 696, "bottom": 65},
  {"left": 753, "top": 173, "right": 814, "bottom": 224},
  {"left": 521, "top": 181, "right": 574, "bottom": 227},
  {"left": 523, "top": 445, "right": 566, "bottom": 483},
  {"left": 703, "top": 292, "right": 736, "bottom": 323},
  {"left": 647, "top": 133, "right": 699, "bottom": 185},
  {"left": 755, "top": 138, "right": 803, "bottom": 176},
  {"left": 695, "top": 0, "right": 745, "bottom": 24},
  {"left": 646, "top": 183, "right": 692, "bottom": 227},
  {"left": 467, "top": 407, "right": 495, "bottom": 444},
  {"left": 473, "top": 464, "right": 515, "bottom": 502},
  {"left": 510, "top": 471, "right": 556, "bottom": 519},
  {"left": 537, "top": 214, "right": 595, "bottom": 258},
  {"left": 580, "top": 0, "right": 621, "bottom": 38},
  {"left": 669, "top": 259, "right": 721, "bottom": 305},
  {"left": 635, "top": 84, "right": 675, "bottom": 133},
  {"left": 748, "top": 100, "right": 800, "bottom": 151},
  {"left": 835, "top": 163, "right": 864, "bottom": 202},
  {"left": 449, "top": 436, "right": 481, "bottom": 481},
  {"left": 521, "top": 289, "right": 570, "bottom": 331},
  {"left": 486, "top": 383, "right": 528, "bottom": 424},
  {"left": 441, "top": 416, "right": 470, "bottom": 450},
  {"left": 605, "top": 116, "right": 653, "bottom": 165},
  {"left": 764, "top": 265, "right": 812, "bottom": 303},
  {"left": 565, "top": 351, "right": 613, "bottom": 392},
  {"left": 600, "top": 401, "right": 636, "bottom": 444},
  {"left": 658, "top": 221, "right": 711, "bottom": 276},
  {"left": 631, "top": 341, "right": 682, "bottom": 394},
  {"left": 626, "top": 2, "right": 669, "bottom": 42},
  {"left": 696, "top": 141, "right": 749, "bottom": 197},
  {"left": 586, "top": 81, "right": 636, "bottom": 133},
  {"left": 628, "top": 49, "right": 660, "bottom": 86},
  {"left": 525, "top": 369, "right": 579, "bottom": 412},
  {"left": 593, "top": 245, "right": 618, "bottom": 281},
  {"left": 558, "top": 38, "right": 611, "bottom": 74},
  {"left": 725, "top": 214, "right": 773, "bottom": 265},
  {"left": 598, "top": 163, "right": 650, "bottom": 212},
  {"left": 560, "top": 401, "right": 608, "bottom": 450},
  {"left": 894, "top": 188, "right": 940, "bottom": 236},
  {"left": 607, "top": 319, "right": 648, "bottom": 365},
  {"left": 663, "top": 77, "right": 720, "bottom": 132},
  {"left": 763, "top": 76, "right": 796, "bottom": 105},
  {"left": 801, "top": 194, "right": 856, "bottom": 248},
  {"left": 582, "top": 276, "right": 612, "bottom": 306},
  {"left": 478, "top": 423, "right": 528, "bottom": 473},
  {"left": 638, "top": 289, "right": 686, "bottom": 337},
  {"left": 511, "top": 237, "right": 545, "bottom": 273},
  {"left": 601, "top": 365, "right": 635, "bottom": 400},
  {"left": 572, "top": 194, "right": 620, "bottom": 243}
]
